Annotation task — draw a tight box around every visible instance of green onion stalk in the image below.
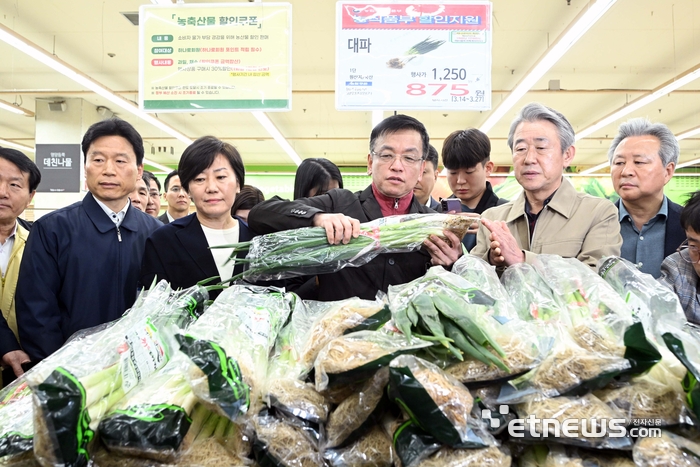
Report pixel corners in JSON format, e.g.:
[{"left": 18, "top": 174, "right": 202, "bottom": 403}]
[
  {"left": 29, "top": 281, "right": 210, "bottom": 467},
  {"left": 218, "top": 214, "right": 472, "bottom": 283},
  {"left": 97, "top": 369, "right": 198, "bottom": 463},
  {"left": 387, "top": 37, "right": 446, "bottom": 69},
  {"left": 389, "top": 271, "right": 510, "bottom": 373}
]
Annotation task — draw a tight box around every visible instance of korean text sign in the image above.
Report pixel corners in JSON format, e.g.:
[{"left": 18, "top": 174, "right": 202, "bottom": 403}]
[
  {"left": 336, "top": 2, "right": 492, "bottom": 110},
  {"left": 139, "top": 3, "right": 292, "bottom": 112}
]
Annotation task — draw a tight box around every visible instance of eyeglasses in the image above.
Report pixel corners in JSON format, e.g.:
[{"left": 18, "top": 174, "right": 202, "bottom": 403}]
[
  {"left": 678, "top": 240, "right": 700, "bottom": 264},
  {"left": 169, "top": 186, "right": 184, "bottom": 193},
  {"left": 371, "top": 151, "right": 424, "bottom": 167}
]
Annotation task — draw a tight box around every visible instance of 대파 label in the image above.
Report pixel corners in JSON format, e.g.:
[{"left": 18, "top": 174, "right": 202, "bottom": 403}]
[{"left": 119, "top": 318, "right": 168, "bottom": 392}]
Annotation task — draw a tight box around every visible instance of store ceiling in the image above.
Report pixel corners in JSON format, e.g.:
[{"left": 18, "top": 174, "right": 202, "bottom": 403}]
[{"left": 0, "top": 0, "right": 699, "bottom": 173}]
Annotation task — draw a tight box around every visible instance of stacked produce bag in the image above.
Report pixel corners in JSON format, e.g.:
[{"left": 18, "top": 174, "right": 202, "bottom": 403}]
[{"left": 7, "top": 218, "right": 700, "bottom": 466}]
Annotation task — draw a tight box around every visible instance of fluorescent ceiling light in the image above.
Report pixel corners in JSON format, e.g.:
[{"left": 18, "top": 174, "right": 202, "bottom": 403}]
[
  {"left": 578, "top": 161, "right": 609, "bottom": 175},
  {"left": 576, "top": 65, "right": 700, "bottom": 140},
  {"left": 676, "top": 159, "right": 700, "bottom": 169},
  {"left": 0, "top": 23, "right": 192, "bottom": 146},
  {"left": 252, "top": 112, "right": 302, "bottom": 166},
  {"left": 479, "top": 0, "right": 617, "bottom": 134},
  {"left": 143, "top": 159, "right": 173, "bottom": 172},
  {"left": 676, "top": 125, "right": 700, "bottom": 141},
  {"left": 150, "top": 0, "right": 174, "bottom": 4},
  {"left": 0, "top": 98, "right": 34, "bottom": 117},
  {"left": 0, "top": 137, "right": 34, "bottom": 153}
]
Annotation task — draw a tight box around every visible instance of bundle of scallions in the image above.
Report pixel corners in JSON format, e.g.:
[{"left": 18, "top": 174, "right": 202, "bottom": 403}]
[{"left": 218, "top": 214, "right": 473, "bottom": 282}]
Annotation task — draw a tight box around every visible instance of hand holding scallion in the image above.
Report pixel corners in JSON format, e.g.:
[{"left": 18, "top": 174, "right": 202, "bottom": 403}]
[
  {"left": 312, "top": 213, "right": 361, "bottom": 245},
  {"left": 424, "top": 230, "right": 462, "bottom": 267}
]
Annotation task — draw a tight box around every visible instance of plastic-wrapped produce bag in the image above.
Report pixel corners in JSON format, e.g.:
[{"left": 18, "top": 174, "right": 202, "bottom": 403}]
[
  {"left": 176, "top": 284, "right": 295, "bottom": 421},
  {"left": 28, "top": 282, "right": 207, "bottom": 467},
  {"left": 218, "top": 213, "right": 475, "bottom": 282}
]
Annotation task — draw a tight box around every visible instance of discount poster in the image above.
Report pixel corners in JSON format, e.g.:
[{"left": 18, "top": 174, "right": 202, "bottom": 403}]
[
  {"left": 336, "top": 2, "right": 492, "bottom": 110},
  {"left": 139, "top": 3, "right": 291, "bottom": 112}
]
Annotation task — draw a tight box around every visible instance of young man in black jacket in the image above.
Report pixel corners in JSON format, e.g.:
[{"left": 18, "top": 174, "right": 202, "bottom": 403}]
[
  {"left": 442, "top": 128, "right": 508, "bottom": 252},
  {"left": 248, "top": 115, "right": 463, "bottom": 301}
]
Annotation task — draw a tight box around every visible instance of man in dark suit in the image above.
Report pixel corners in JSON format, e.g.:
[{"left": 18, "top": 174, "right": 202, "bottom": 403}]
[
  {"left": 413, "top": 144, "right": 441, "bottom": 210},
  {"left": 609, "top": 118, "right": 685, "bottom": 278},
  {"left": 158, "top": 170, "right": 190, "bottom": 224}
]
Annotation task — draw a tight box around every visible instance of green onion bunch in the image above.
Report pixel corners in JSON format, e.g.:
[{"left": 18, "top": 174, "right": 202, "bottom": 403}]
[{"left": 221, "top": 214, "right": 472, "bottom": 282}]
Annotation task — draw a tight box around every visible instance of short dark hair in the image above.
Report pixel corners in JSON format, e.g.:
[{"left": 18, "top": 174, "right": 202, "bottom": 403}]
[
  {"left": 681, "top": 191, "right": 700, "bottom": 234},
  {"left": 164, "top": 170, "right": 179, "bottom": 192},
  {"left": 0, "top": 147, "right": 41, "bottom": 192},
  {"left": 231, "top": 185, "right": 265, "bottom": 215},
  {"left": 425, "top": 145, "right": 439, "bottom": 171},
  {"left": 369, "top": 114, "right": 430, "bottom": 159},
  {"left": 81, "top": 118, "right": 144, "bottom": 165},
  {"left": 178, "top": 136, "right": 245, "bottom": 192},
  {"left": 293, "top": 158, "right": 344, "bottom": 199},
  {"left": 441, "top": 128, "right": 491, "bottom": 170},
  {"left": 142, "top": 170, "right": 160, "bottom": 192}
]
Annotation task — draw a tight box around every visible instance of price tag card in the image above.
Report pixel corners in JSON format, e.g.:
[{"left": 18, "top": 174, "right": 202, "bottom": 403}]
[{"left": 336, "top": 2, "right": 492, "bottom": 110}]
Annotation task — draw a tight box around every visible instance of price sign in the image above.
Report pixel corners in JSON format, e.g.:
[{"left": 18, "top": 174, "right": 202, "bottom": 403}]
[{"left": 336, "top": 2, "right": 492, "bottom": 111}]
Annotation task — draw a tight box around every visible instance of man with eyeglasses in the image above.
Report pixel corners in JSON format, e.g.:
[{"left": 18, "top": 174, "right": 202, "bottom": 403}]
[
  {"left": 659, "top": 190, "right": 700, "bottom": 324},
  {"left": 248, "top": 114, "right": 463, "bottom": 301},
  {"left": 471, "top": 103, "right": 622, "bottom": 271},
  {"left": 158, "top": 170, "right": 190, "bottom": 224}
]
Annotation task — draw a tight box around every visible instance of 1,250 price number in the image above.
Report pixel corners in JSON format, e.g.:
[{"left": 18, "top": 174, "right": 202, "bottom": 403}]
[
  {"left": 405, "top": 83, "right": 469, "bottom": 96},
  {"left": 432, "top": 68, "right": 468, "bottom": 80}
]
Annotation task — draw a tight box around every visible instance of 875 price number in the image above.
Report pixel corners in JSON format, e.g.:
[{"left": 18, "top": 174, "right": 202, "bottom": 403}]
[{"left": 405, "top": 83, "right": 469, "bottom": 96}]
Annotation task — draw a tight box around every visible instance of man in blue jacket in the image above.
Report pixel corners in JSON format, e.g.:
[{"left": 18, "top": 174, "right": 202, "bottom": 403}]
[{"left": 15, "top": 118, "right": 162, "bottom": 362}]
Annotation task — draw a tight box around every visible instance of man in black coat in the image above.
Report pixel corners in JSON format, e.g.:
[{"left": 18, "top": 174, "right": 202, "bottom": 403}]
[
  {"left": 609, "top": 118, "right": 685, "bottom": 278},
  {"left": 248, "top": 115, "right": 463, "bottom": 301}
]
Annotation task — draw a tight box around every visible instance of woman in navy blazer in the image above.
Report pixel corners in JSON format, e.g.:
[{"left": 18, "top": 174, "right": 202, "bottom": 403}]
[{"left": 139, "top": 136, "right": 250, "bottom": 298}]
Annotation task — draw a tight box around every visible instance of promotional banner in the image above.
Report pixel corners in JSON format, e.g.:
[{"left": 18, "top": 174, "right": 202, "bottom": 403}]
[
  {"left": 139, "top": 3, "right": 292, "bottom": 112},
  {"left": 36, "top": 144, "right": 81, "bottom": 193},
  {"left": 336, "top": 2, "right": 492, "bottom": 110}
]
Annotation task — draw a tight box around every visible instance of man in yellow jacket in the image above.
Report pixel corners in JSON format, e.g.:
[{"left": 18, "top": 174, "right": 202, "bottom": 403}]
[{"left": 0, "top": 148, "right": 40, "bottom": 386}]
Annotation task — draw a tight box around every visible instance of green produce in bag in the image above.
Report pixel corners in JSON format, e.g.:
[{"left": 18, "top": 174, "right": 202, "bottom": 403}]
[
  {"left": 314, "top": 330, "right": 431, "bottom": 391},
  {"left": 29, "top": 282, "right": 206, "bottom": 467},
  {"left": 219, "top": 213, "right": 474, "bottom": 282},
  {"left": 177, "top": 284, "right": 295, "bottom": 420},
  {"left": 388, "top": 355, "right": 495, "bottom": 448}
]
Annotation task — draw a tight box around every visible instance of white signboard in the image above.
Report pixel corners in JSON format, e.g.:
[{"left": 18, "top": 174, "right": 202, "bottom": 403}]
[{"left": 336, "top": 2, "right": 492, "bottom": 110}]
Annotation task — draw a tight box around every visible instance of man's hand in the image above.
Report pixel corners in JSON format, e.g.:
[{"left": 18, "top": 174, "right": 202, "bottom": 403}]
[
  {"left": 2, "top": 350, "right": 31, "bottom": 378},
  {"left": 312, "top": 213, "right": 361, "bottom": 245},
  {"left": 424, "top": 231, "right": 463, "bottom": 267},
  {"left": 481, "top": 218, "right": 525, "bottom": 267}
]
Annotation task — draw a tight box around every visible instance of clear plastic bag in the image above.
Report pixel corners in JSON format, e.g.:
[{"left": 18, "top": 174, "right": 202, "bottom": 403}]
[
  {"left": 29, "top": 282, "right": 206, "bottom": 467},
  {"left": 501, "top": 263, "right": 569, "bottom": 325},
  {"left": 252, "top": 413, "right": 325, "bottom": 467},
  {"left": 290, "top": 297, "right": 390, "bottom": 375},
  {"left": 634, "top": 430, "right": 700, "bottom": 467},
  {"left": 313, "top": 329, "right": 431, "bottom": 391},
  {"left": 0, "top": 378, "right": 34, "bottom": 465},
  {"left": 415, "top": 446, "right": 511, "bottom": 467},
  {"left": 516, "top": 394, "right": 630, "bottom": 449},
  {"left": 323, "top": 424, "right": 393, "bottom": 467},
  {"left": 388, "top": 354, "right": 495, "bottom": 448},
  {"left": 451, "top": 253, "right": 509, "bottom": 303},
  {"left": 324, "top": 367, "right": 389, "bottom": 449},
  {"left": 97, "top": 362, "right": 198, "bottom": 463},
  {"left": 388, "top": 266, "right": 537, "bottom": 382},
  {"left": 231, "top": 213, "right": 474, "bottom": 281},
  {"left": 595, "top": 360, "right": 691, "bottom": 426},
  {"left": 177, "top": 284, "right": 295, "bottom": 420}
]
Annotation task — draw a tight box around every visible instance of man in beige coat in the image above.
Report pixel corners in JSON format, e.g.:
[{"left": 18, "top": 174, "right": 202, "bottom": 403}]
[
  {"left": 471, "top": 103, "right": 622, "bottom": 271},
  {"left": 0, "top": 148, "right": 40, "bottom": 386}
]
